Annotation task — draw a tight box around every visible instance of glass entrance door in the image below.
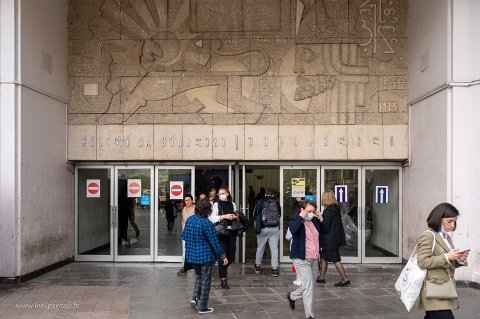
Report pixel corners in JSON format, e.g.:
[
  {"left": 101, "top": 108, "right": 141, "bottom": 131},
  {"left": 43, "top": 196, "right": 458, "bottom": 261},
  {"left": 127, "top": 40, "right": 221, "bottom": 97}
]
[
  {"left": 115, "top": 166, "right": 154, "bottom": 261},
  {"left": 361, "top": 167, "right": 402, "bottom": 263},
  {"left": 321, "top": 167, "right": 361, "bottom": 263},
  {"left": 280, "top": 166, "right": 320, "bottom": 262},
  {"left": 155, "top": 166, "right": 194, "bottom": 262},
  {"left": 76, "top": 166, "right": 114, "bottom": 261}
]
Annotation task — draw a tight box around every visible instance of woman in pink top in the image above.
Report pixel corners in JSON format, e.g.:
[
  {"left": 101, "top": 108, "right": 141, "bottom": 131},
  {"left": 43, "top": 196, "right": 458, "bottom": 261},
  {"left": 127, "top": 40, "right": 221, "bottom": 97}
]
[{"left": 286, "top": 200, "right": 328, "bottom": 319}]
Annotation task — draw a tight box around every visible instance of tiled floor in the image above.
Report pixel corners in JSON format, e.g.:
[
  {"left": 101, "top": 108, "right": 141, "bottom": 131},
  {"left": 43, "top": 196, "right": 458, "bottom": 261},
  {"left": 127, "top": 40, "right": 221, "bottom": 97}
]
[{"left": 1, "top": 263, "right": 479, "bottom": 318}]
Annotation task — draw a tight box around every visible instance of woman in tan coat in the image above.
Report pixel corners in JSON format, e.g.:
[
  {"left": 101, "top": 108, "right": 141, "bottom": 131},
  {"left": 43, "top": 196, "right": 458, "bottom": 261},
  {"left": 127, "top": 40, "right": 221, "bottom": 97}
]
[{"left": 417, "top": 203, "right": 469, "bottom": 319}]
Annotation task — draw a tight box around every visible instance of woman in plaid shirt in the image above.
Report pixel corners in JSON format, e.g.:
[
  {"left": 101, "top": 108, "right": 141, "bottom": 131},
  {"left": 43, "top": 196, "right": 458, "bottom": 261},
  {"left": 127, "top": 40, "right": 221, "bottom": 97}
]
[{"left": 182, "top": 199, "right": 228, "bottom": 314}]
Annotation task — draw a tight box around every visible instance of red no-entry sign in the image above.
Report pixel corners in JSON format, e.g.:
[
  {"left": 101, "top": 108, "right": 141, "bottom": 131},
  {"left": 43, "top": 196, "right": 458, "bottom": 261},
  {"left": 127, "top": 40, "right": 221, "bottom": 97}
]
[
  {"left": 86, "top": 179, "right": 100, "bottom": 198},
  {"left": 128, "top": 179, "right": 142, "bottom": 198},
  {"left": 170, "top": 181, "right": 184, "bottom": 199}
]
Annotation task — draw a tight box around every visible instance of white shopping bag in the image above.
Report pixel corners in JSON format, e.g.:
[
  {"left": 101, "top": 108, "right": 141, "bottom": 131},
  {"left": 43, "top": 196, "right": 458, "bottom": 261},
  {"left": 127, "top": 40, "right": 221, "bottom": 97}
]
[
  {"left": 395, "top": 230, "right": 435, "bottom": 311},
  {"left": 395, "top": 248, "right": 426, "bottom": 311}
]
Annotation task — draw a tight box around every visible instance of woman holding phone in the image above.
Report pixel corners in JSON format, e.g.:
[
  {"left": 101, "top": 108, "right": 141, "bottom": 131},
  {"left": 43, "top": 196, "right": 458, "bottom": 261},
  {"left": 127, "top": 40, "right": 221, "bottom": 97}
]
[{"left": 417, "top": 203, "right": 469, "bottom": 319}]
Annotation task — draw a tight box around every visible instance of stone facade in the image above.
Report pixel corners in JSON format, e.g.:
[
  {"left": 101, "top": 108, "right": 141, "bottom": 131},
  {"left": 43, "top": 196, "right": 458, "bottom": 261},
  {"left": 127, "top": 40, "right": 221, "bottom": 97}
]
[{"left": 67, "top": 0, "right": 408, "bottom": 160}]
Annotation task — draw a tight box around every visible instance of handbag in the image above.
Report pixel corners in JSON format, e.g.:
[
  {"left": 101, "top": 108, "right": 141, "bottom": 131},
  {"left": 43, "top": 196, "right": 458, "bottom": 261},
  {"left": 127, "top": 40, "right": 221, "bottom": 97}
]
[
  {"left": 232, "top": 211, "right": 249, "bottom": 237},
  {"left": 425, "top": 278, "right": 457, "bottom": 299},
  {"left": 213, "top": 219, "right": 229, "bottom": 237},
  {"left": 395, "top": 230, "right": 436, "bottom": 311}
]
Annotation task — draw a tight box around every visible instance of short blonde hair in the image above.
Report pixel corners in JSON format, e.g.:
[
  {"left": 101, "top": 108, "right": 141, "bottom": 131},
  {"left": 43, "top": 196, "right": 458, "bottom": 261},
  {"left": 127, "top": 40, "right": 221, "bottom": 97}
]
[{"left": 321, "top": 190, "right": 337, "bottom": 206}]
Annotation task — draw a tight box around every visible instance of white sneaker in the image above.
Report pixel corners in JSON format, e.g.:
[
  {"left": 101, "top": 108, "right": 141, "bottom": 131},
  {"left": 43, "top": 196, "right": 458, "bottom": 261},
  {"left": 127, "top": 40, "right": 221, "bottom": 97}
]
[
  {"left": 129, "top": 238, "right": 138, "bottom": 244},
  {"left": 190, "top": 299, "right": 198, "bottom": 310},
  {"left": 198, "top": 307, "right": 214, "bottom": 314},
  {"left": 293, "top": 280, "right": 302, "bottom": 286},
  {"left": 121, "top": 239, "right": 128, "bottom": 246}
]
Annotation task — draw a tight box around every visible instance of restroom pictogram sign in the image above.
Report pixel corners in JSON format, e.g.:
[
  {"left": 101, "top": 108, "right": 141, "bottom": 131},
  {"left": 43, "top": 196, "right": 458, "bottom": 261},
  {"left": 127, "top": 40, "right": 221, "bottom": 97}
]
[
  {"left": 128, "top": 179, "right": 141, "bottom": 198},
  {"left": 86, "top": 179, "right": 100, "bottom": 198}
]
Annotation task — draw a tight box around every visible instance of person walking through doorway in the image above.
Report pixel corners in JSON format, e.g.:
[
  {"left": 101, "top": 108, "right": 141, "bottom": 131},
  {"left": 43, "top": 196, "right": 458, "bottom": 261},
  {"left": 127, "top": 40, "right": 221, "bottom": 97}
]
[
  {"left": 253, "top": 188, "right": 281, "bottom": 277},
  {"left": 208, "top": 185, "right": 238, "bottom": 289},
  {"left": 286, "top": 199, "right": 328, "bottom": 319},
  {"left": 317, "top": 190, "right": 350, "bottom": 287}
]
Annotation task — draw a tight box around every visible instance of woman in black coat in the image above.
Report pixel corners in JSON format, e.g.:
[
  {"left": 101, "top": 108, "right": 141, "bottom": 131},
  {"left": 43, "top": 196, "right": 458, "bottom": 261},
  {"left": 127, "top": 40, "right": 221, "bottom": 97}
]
[{"left": 317, "top": 190, "right": 350, "bottom": 287}]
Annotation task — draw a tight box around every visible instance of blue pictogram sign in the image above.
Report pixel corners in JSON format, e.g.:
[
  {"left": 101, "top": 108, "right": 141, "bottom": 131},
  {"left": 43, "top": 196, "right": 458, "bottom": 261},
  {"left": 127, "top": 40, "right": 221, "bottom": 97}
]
[
  {"left": 335, "top": 185, "right": 348, "bottom": 203},
  {"left": 375, "top": 186, "right": 389, "bottom": 204}
]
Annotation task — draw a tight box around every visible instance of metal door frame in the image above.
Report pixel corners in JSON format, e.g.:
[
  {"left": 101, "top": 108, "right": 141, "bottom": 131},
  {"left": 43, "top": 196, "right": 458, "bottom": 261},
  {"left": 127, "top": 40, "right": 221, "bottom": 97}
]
[
  {"left": 114, "top": 165, "right": 155, "bottom": 262},
  {"left": 321, "top": 166, "right": 362, "bottom": 264},
  {"left": 75, "top": 165, "right": 115, "bottom": 261},
  {"left": 154, "top": 165, "right": 195, "bottom": 262},
  {"left": 361, "top": 166, "right": 402, "bottom": 263},
  {"left": 279, "top": 166, "right": 320, "bottom": 263}
]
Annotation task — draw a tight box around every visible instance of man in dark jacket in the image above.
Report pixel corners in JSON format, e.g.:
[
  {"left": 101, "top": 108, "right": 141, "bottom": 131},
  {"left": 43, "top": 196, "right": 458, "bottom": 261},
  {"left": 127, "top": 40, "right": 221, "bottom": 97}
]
[{"left": 253, "top": 189, "right": 281, "bottom": 277}]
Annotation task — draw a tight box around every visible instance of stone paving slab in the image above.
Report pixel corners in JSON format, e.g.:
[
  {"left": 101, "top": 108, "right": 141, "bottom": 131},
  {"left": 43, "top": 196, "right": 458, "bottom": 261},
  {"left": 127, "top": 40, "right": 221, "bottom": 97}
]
[{"left": 1, "top": 263, "right": 479, "bottom": 319}]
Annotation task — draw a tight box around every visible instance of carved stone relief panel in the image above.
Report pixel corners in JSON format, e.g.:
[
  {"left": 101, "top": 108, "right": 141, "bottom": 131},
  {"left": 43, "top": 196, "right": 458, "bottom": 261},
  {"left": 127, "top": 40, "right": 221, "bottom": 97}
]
[{"left": 67, "top": 0, "right": 409, "bottom": 161}]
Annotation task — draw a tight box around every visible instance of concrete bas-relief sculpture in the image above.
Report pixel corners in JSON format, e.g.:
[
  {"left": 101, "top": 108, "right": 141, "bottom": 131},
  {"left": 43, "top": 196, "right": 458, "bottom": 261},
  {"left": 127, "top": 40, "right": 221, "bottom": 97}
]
[{"left": 67, "top": 0, "right": 408, "bottom": 160}]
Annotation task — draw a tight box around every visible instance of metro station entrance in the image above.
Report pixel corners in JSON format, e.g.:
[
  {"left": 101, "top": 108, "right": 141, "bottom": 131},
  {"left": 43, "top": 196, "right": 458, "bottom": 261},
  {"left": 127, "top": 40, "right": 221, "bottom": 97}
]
[{"left": 75, "top": 163, "right": 401, "bottom": 264}]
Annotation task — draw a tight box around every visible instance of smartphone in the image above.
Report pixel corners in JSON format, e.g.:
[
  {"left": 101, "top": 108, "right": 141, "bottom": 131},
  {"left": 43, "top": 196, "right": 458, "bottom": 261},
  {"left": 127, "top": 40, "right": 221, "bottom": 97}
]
[{"left": 457, "top": 248, "right": 470, "bottom": 253}]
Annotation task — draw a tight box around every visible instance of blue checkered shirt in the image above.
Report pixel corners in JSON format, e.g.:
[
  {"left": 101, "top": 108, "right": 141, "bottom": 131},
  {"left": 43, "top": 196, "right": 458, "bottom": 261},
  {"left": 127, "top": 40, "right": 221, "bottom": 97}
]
[{"left": 182, "top": 214, "right": 225, "bottom": 265}]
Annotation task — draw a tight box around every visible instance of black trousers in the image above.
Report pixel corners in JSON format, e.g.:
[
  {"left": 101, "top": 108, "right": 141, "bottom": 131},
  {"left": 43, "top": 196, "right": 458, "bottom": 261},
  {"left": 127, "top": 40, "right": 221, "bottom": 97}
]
[
  {"left": 424, "top": 310, "right": 455, "bottom": 319},
  {"left": 218, "top": 234, "right": 236, "bottom": 278}
]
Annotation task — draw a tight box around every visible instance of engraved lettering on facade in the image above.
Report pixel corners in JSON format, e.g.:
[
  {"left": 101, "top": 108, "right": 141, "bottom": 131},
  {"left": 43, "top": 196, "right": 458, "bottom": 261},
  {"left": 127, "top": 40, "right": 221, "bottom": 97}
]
[
  {"left": 338, "top": 137, "right": 347, "bottom": 146},
  {"left": 372, "top": 136, "right": 381, "bottom": 145},
  {"left": 194, "top": 138, "right": 202, "bottom": 147},
  {"left": 358, "top": 0, "right": 398, "bottom": 54},
  {"left": 383, "top": 76, "right": 407, "bottom": 90},
  {"left": 379, "top": 101, "right": 399, "bottom": 112}
]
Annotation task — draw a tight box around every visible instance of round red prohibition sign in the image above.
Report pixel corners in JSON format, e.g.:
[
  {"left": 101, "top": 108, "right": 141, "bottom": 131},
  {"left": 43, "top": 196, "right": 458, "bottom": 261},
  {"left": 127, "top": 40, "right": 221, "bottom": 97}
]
[
  {"left": 87, "top": 182, "right": 99, "bottom": 195},
  {"left": 129, "top": 182, "right": 141, "bottom": 195},
  {"left": 171, "top": 184, "right": 182, "bottom": 196}
]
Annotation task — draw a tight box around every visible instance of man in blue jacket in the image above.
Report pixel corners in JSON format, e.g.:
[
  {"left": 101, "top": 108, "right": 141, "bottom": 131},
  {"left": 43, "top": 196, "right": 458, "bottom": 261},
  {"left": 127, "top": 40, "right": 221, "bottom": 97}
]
[{"left": 183, "top": 199, "right": 228, "bottom": 314}]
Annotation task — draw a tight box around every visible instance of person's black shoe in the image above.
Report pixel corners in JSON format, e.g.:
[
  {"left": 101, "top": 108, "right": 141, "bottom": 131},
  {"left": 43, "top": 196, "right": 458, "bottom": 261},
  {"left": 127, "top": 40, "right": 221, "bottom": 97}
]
[
  {"left": 316, "top": 277, "right": 326, "bottom": 283},
  {"left": 287, "top": 292, "right": 295, "bottom": 310},
  {"left": 253, "top": 264, "right": 261, "bottom": 274},
  {"left": 177, "top": 269, "right": 186, "bottom": 276},
  {"left": 135, "top": 230, "right": 140, "bottom": 238},
  {"left": 220, "top": 279, "right": 229, "bottom": 289},
  {"left": 334, "top": 280, "right": 351, "bottom": 287},
  {"left": 306, "top": 317, "right": 314, "bottom": 319},
  {"left": 272, "top": 269, "right": 279, "bottom": 277}
]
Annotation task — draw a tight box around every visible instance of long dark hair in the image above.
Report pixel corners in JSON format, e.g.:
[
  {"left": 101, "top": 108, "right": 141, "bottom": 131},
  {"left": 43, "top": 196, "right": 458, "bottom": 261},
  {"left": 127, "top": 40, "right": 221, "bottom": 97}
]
[{"left": 426, "top": 203, "right": 459, "bottom": 231}]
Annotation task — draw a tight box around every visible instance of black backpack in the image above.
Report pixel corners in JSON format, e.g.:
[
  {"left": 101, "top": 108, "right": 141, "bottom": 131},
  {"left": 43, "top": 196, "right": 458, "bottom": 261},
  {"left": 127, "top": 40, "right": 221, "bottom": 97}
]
[{"left": 261, "top": 199, "right": 280, "bottom": 226}]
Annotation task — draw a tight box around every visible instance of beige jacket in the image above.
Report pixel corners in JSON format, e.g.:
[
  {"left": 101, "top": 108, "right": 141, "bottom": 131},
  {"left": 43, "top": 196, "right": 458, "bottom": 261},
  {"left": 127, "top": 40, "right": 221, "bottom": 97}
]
[{"left": 417, "top": 229, "right": 467, "bottom": 311}]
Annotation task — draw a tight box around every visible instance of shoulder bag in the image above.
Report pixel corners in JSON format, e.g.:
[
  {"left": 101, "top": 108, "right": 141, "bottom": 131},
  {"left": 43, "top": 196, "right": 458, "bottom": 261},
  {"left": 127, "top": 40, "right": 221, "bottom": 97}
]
[{"left": 425, "top": 234, "right": 458, "bottom": 299}]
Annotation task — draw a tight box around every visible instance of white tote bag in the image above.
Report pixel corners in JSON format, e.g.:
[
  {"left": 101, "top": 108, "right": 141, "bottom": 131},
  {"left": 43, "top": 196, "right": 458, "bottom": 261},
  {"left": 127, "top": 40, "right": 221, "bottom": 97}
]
[{"left": 395, "top": 231, "right": 435, "bottom": 311}]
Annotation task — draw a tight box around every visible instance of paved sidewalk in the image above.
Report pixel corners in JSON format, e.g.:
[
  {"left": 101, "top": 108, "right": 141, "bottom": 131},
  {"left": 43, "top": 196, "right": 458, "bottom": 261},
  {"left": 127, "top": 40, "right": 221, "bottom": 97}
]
[{"left": 1, "top": 262, "right": 479, "bottom": 319}]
